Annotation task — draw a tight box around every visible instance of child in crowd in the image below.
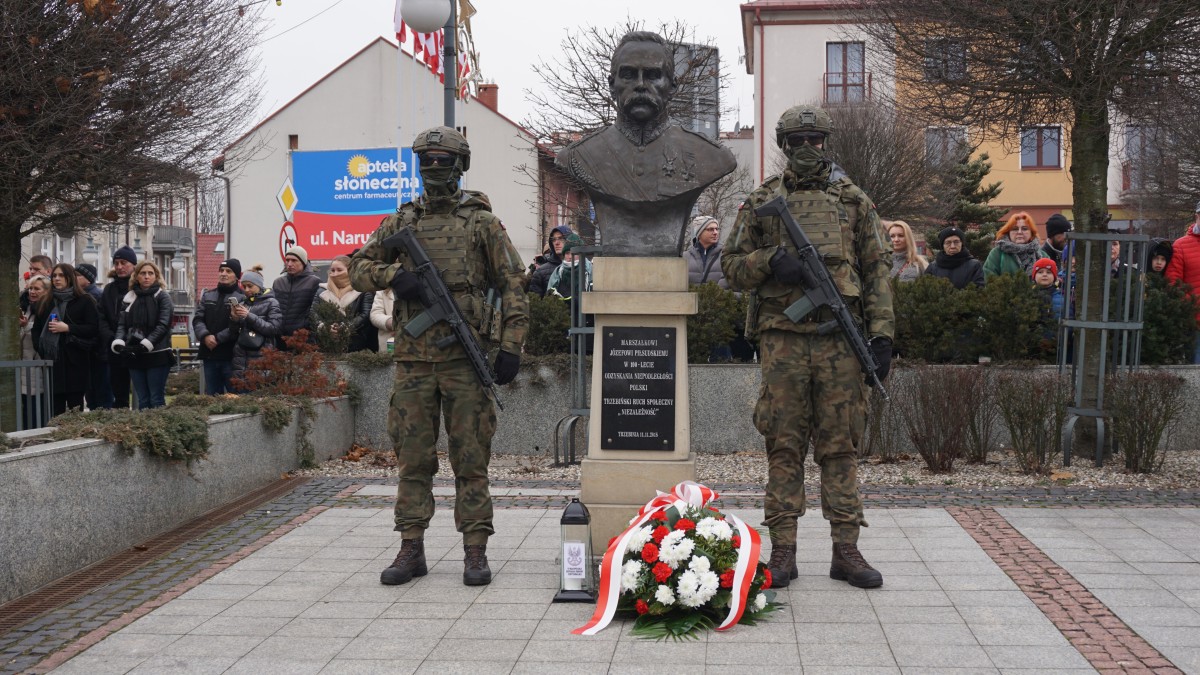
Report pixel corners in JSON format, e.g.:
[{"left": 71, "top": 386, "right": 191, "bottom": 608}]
[{"left": 1032, "top": 257, "right": 1064, "bottom": 357}]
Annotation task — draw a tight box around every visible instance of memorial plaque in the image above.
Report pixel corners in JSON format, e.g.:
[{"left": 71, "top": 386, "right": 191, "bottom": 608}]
[{"left": 599, "top": 326, "right": 676, "bottom": 450}]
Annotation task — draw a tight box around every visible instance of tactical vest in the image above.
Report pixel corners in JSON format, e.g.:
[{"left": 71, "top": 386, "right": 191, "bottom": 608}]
[
  {"left": 746, "top": 178, "right": 867, "bottom": 337},
  {"left": 391, "top": 195, "right": 497, "bottom": 340}
]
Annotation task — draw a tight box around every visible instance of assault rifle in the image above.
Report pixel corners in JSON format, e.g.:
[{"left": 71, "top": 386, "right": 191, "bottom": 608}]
[
  {"left": 753, "top": 196, "right": 888, "bottom": 399},
  {"left": 383, "top": 227, "right": 503, "bottom": 410}
]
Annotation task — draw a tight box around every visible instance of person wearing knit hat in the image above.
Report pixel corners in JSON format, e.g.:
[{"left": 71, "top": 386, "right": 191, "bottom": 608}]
[
  {"left": 1031, "top": 257, "right": 1064, "bottom": 348},
  {"left": 284, "top": 246, "right": 309, "bottom": 267},
  {"left": 271, "top": 245, "right": 320, "bottom": 346},
  {"left": 1031, "top": 256, "right": 1058, "bottom": 281},
  {"left": 684, "top": 215, "right": 729, "bottom": 289},
  {"left": 98, "top": 245, "right": 140, "bottom": 409},
  {"left": 1040, "top": 214, "right": 1072, "bottom": 267},
  {"left": 230, "top": 265, "right": 282, "bottom": 384},
  {"left": 925, "top": 225, "right": 985, "bottom": 289},
  {"left": 219, "top": 259, "right": 242, "bottom": 279},
  {"left": 194, "top": 256, "right": 246, "bottom": 394},
  {"left": 1149, "top": 238, "right": 1173, "bottom": 275},
  {"left": 240, "top": 268, "right": 266, "bottom": 291},
  {"left": 112, "top": 245, "right": 138, "bottom": 266},
  {"left": 74, "top": 263, "right": 102, "bottom": 301}
]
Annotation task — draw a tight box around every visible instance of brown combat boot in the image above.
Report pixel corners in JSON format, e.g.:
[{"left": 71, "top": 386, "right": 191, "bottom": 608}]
[
  {"left": 766, "top": 543, "right": 798, "bottom": 589},
  {"left": 380, "top": 539, "right": 427, "bottom": 585},
  {"left": 830, "top": 542, "right": 883, "bottom": 588},
  {"left": 463, "top": 544, "right": 492, "bottom": 586}
]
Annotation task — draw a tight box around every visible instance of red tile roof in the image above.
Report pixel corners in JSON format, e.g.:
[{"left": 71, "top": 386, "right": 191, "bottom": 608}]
[{"left": 196, "top": 233, "right": 225, "bottom": 292}]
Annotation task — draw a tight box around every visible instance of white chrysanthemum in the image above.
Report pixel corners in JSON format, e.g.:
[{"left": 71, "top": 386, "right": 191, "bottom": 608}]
[
  {"left": 694, "top": 517, "right": 733, "bottom": 542},
  {"left": 620, "top": 560, "right": 644, "bottom": 593},
  {"left": 654, "top": 584, "right": 675, "bottom": 606},
  {"left": 688, "top": 555, "right": 711, "bottom": 574},
  {"left": 658, "top": 535, "right": 695, "bottom": 570},
  {"left": 676, "top": 569, "right": 720, "bottom": 607},
  {"left": 753, "top": 592, "right": 767, "bottom": 611},
  {"left": 661, "top": 529, "right": 686, "bottom": 546},
  {"left": 625, "top": 526, "right": 652, "bottom": 552}
]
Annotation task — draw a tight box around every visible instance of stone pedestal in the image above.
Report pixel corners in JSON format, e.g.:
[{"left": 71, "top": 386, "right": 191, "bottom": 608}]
[{"left": 579, "top": 258, "right": 697, "bottom": 551}]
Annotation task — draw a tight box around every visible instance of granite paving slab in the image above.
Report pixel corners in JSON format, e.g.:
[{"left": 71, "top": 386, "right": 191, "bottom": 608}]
[{"left": 34, "top": 506, "right": 1131, "bottom": 674}]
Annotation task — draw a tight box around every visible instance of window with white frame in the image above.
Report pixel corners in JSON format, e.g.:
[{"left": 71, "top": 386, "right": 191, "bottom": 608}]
[{"left": 1020, "top": 126, "right": 1062, "bottom": 169}]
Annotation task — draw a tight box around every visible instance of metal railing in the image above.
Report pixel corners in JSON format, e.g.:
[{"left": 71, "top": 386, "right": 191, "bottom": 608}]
[
  {"left": 553, "top": 245, "right": 599, "bottom": 466},
  {"left": 151, "top": 225, "right": 194, "bottom": 251},
  {"left": 0, "top": 360, "right": 55, "bottom": 432},
  {"left": 1057, "top": 231, "right": 1149, "bottom": 466}
]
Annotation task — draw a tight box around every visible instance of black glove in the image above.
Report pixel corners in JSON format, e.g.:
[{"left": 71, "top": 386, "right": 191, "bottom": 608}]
[
  {"left": 769, "top": 248, "right": 805, "bottom": 286},
  {"left": 390, "top": 269, "right": 424, "bottom": 303},
  {"left": 493, "top": 350, "right": 520, "bottom": 385},
  {"left": 867, "top": 337, "right": 892, "bottom": 385}
]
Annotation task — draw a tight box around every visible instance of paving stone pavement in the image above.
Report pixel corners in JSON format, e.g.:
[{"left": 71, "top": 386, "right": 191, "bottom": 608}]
[{"left": 3, "top": 478, "right": 1199, "bottom": 674}]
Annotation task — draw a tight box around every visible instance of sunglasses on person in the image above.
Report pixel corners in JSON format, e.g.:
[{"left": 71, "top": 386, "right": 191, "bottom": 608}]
[
  {"left": 785, "top": 132, "right": 826, "bottom": 147},
  {"left": 418, "top": 153, "right": 457, "bottom": 168}
]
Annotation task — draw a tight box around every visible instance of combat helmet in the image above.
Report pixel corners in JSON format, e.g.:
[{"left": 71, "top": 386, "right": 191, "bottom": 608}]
[
  {"left": 775, "top": 105, "right": 834, "bottom": 148},
  {"left": 413, "top": 126, "right": 471, "bottom": 171}
]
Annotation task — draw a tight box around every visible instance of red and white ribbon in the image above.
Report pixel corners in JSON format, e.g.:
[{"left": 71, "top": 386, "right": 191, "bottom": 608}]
[
  {"left": 717, "top": 513, "right": 762, "bottom": 630},
  {"left": 572, "top": 481, "right": 760, "bottom": 636}
]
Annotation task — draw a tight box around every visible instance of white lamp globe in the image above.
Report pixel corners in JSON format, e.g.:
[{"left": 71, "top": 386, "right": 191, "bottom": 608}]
[{"left": 400, "top": 0, "right": 451, "bottom": 33}]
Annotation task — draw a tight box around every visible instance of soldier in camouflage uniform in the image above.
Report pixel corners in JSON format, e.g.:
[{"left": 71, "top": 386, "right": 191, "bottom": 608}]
[
  {"left": 721, "top": 106, "right": 894, "bottom": 589},
  {"left": 350, "top": 127, "right": 529, "bottom": 587}
]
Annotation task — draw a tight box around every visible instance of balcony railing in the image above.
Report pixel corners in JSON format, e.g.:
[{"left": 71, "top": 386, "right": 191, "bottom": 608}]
[
  {"left": 152, "top": 225, "right": 193, "bottom": 252},
  {"left": 823, "top": 71, "right": 872, "bottom": 105}
]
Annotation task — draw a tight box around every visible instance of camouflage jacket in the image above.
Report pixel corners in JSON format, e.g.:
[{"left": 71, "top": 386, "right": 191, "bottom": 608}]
[
  {"left": 349, "top": 190, "right": 529, "bottom": 361},
  {"left": 721, "top": 171, "right": 895, "bottom": 340}
]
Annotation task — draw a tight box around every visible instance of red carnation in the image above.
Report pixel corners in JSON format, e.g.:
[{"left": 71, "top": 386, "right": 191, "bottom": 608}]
[
  {"left": 608, "top": 536, "right": 618, "bottom": 548},
  {"left": 641, "top": 542, "right": 659, "bottom": 563},
  {"left": 719, "top": 569, "right": 736, "bottom": 588},
  {"left": 675, "top": 518, "right": 696, "bottom": 532},
  {"left": 652, "top": 562, "right": 673, "bottom": 583},
  {"left": 731, "top": 535, "right": 741, "bottom": 548},
  {"left": 762, "top": 567, "right": 772, "bottom": 590},
  {"left": 635, "top": 599, "right": 649, "bottom": 615},
  {"left": 651, "top": 525, "right": 670, "bottom": 544}
]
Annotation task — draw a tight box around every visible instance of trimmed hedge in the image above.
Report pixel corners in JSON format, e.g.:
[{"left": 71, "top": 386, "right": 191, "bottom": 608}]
[{"left": 894, "top": 272, "right": 1197, "bottom": 365}]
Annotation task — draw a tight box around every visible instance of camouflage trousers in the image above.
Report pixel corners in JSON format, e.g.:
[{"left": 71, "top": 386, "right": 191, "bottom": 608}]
[
  {"left": 389, "top": 358, "right": 497, "bottom": 545},
  {"left": 754, "top": 329, "right": 869, "bottom": 545}
]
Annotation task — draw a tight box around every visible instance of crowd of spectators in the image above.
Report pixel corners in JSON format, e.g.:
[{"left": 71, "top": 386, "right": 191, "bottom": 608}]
[{"left": 18, "top": 202, "right": 1200, "bottom": 424}]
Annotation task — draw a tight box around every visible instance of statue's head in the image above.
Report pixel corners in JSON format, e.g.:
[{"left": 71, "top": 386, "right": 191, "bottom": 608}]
[{"left": 609, "top": 31, "right": 677, "bottom": 128}]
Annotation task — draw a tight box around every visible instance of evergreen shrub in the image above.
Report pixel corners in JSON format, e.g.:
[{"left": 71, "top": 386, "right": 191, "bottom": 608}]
[
  {"left": 524, "top": 294, "right": 571, "bottom": 355},
  {"left": 686, "top": 284, "right": 749, "bottom": 364}
]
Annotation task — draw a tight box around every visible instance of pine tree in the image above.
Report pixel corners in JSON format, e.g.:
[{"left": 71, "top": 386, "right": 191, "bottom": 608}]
[{"left": 925, "top": 153, "right": 1006, "bottom": 260}]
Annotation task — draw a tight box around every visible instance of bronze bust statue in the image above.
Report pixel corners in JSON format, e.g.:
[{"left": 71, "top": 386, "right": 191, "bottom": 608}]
[{"left": 557, "top": 31, "right": 736, "bottom": 257}]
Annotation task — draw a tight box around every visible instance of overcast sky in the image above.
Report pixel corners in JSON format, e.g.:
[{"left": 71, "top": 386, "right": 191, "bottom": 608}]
[{"left": 254, "top": 0, "right": 755, "bottom": 133}]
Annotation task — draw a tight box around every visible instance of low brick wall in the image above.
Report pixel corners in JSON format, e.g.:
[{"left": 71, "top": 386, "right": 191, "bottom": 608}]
[{"left": 0, "top": 399, "right": 352, "bottom": 604}]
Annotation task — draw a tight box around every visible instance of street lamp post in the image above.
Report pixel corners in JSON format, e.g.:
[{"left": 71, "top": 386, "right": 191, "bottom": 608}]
[{"left": 400, "top": 0, "right": 457, "bottom": 127}]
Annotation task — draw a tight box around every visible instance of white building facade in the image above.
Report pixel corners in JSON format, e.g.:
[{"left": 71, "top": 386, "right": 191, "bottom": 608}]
[{"left": 218, "top": 38, "right": 541, "bottom": 272}]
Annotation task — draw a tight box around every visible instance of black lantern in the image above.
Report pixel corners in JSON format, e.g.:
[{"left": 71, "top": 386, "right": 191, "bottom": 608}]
[{"left": 553, "top": 498, "right": 595, "bottom": 602}]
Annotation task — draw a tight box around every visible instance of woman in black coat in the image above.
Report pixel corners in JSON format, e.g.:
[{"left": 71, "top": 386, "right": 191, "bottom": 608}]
[
  {"left": 924, "top": 226, "right": 986, "bottom": 290},
  {"left": 32, "top": 263, "right": 101, "bottom": 415},
  {"left": 112, "top": 261, "right": 175, "bottom": 409}
]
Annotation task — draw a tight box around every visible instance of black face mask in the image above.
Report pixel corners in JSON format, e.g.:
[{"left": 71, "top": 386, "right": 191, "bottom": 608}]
[{"left": 419, "top": 158, "right": 463, "bottom": 198}]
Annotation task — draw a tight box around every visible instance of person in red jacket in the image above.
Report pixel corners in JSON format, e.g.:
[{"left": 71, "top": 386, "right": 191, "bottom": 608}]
[{"left": 1164, "top": 200, "right": 1200, "bottom": 362}]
